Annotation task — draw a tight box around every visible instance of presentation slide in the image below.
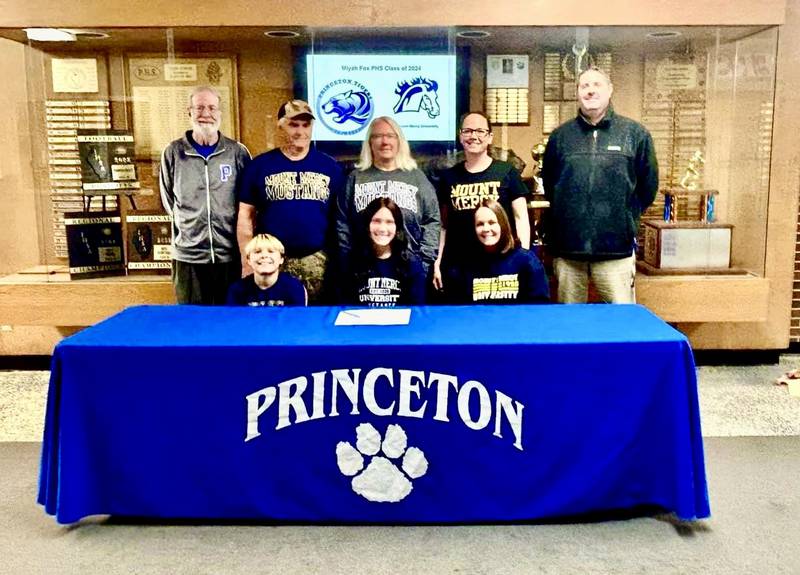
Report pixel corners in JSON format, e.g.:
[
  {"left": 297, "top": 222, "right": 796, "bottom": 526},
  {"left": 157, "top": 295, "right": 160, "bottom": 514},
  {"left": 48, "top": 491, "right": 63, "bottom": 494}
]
[{"left": 307, "top": 54, "right": 457, "bottom": 142}]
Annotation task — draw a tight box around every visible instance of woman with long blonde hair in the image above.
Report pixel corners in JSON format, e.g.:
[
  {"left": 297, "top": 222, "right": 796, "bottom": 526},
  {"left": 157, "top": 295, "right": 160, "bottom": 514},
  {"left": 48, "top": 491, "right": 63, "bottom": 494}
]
[{"left": 334, "top": 116, "right": 440, "bottom": 283}]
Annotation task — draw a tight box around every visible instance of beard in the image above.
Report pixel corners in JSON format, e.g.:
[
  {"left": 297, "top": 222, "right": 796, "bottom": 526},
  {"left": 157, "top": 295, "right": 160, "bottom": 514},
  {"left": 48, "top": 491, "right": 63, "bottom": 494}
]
[{"left": 192, "top": 119, "right": 220, "bottom": 141}]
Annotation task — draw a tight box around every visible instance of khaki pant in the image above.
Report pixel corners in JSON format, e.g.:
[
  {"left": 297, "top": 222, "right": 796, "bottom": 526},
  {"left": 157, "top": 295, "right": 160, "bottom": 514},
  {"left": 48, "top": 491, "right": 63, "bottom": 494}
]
[
  {"left": 554, "top": 253, "right": 636, "bottom": 304},
  {"left": 284, "top": 250, "right": 328, "bottom": 304}
]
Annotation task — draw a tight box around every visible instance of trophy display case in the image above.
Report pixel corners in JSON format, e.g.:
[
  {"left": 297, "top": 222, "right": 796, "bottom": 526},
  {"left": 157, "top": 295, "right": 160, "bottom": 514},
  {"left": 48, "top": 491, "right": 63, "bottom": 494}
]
[{"left": 0, "top": 0, "right": 797, "bottom": 351}]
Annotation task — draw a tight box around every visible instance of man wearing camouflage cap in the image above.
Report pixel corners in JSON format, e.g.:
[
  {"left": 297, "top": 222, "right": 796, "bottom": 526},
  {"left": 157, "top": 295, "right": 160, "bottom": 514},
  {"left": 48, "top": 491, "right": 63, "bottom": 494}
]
[{"left": 237, "top": 99, "right": 344, "bottom": 302}]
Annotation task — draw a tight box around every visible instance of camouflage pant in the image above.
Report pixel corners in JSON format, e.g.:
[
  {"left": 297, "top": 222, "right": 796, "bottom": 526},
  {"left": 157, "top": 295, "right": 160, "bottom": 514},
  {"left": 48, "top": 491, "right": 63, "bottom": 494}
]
[{"left": 283, "top": 250, "right": 328, "bottom": 304}]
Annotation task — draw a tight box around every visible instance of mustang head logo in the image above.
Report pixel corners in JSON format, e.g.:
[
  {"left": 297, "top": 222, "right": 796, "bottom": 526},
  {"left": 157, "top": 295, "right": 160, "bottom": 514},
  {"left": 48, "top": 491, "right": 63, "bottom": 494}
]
[{"left": 393, "top": 77, "right": 440, "bottom": 119}]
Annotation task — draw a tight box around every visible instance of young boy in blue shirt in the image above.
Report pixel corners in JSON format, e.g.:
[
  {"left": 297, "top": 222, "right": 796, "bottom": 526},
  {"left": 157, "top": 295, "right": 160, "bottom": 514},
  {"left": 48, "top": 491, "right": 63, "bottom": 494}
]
[{"left": 226, "top": 234, "right": 307, "bottom": 307}]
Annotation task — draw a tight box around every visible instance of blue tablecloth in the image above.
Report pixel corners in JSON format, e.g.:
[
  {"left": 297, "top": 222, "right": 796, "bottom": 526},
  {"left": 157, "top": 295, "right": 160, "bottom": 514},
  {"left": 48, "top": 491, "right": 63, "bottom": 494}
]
[{"left": 38, "top": 304, "right": 709, "bottom": 524}]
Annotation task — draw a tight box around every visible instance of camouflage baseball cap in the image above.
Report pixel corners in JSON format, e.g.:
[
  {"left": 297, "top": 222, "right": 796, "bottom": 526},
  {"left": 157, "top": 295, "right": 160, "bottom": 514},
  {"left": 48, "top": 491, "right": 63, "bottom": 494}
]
[{"left": 278, "top": 99, "right": 315, "bottom": 121}]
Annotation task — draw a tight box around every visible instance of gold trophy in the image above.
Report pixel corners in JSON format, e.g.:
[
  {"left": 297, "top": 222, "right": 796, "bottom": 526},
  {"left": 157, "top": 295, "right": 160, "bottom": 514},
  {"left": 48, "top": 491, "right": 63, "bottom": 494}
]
[
  {"left": 663, "top": 151, "right": 715, "bottom": 223},
  {"left": 679, "top": 150, "right": 705, "bottom": 191}
]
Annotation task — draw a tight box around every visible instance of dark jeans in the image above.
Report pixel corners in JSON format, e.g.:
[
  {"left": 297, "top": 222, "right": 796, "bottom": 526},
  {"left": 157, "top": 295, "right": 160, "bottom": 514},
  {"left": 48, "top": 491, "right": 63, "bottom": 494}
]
[{"left": 172, "top": 259, "right": 241, "bottom": 305}]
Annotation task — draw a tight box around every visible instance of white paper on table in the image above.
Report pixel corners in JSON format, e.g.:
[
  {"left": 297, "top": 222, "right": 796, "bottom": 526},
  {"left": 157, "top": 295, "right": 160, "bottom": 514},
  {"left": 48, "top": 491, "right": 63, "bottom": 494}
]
[{"left": 334, "top": 308, "right": 411, "bottom": 326}]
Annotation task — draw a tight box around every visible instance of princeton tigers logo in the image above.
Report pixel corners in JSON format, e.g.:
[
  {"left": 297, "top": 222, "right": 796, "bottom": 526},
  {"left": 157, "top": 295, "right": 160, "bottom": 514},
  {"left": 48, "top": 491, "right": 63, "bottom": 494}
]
[
  {"left": 322, "top": 90, "right": 373, "bottom": 126},
  {"left": 316, "top": 79, "right": 374, "bottom": 136}
]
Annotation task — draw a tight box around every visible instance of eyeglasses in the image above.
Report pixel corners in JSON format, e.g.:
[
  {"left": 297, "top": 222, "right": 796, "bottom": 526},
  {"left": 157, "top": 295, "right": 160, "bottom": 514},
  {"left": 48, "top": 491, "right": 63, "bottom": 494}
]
[
  {"left": 460, "top": 128, "right": 491, "bottom": 137},
  {"left": 190, "top": 105, "right": 220, "bottom": 114},
  {"left": 370, "top": 132, "right": 398, "bottom": 141}
]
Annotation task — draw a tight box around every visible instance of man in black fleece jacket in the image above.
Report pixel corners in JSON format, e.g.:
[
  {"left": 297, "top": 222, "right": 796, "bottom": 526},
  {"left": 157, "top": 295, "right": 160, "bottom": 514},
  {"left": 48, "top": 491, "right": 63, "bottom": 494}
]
[{"left": 542, "top": 66, "right": 658, "bottom": 304}]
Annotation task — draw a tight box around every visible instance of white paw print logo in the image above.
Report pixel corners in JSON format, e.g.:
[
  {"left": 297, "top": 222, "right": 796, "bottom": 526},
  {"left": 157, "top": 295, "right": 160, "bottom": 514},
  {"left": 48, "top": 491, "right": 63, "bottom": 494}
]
[{"left": 336, "top": 423, "right": 429, "bottom": 502}]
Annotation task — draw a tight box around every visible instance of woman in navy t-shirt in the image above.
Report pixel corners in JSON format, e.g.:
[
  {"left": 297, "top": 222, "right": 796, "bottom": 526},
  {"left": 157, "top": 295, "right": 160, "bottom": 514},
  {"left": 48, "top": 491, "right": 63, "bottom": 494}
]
[
  {"left": 347, "top": 197, "right": 426, "bottom": 307},
  {"left": 448, "top": 199, "right": 550, "bottom": 304},
  {"left": 226, "top": 233, "right": 307, "bottom": 306}
]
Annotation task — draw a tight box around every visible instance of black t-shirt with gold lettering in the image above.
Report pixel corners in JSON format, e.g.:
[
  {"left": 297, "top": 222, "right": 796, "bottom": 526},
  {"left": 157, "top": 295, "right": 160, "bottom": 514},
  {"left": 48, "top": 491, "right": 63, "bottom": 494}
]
[{"left": 436, "top": 159, "right": 528, "bottom": 265}]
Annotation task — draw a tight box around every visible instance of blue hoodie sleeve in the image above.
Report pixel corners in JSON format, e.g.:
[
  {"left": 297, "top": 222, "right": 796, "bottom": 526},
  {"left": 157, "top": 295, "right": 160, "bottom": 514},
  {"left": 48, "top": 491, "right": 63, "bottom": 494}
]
[{"left": 520, "top": 250, "right": 551, "bottom": 303}]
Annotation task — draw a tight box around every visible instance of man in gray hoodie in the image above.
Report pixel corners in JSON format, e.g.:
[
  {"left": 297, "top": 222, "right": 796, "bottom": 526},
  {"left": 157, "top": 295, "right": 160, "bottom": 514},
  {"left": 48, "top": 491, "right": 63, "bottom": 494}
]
[{"left": 160, "top": 86, "right": 251, "bottom": 304}]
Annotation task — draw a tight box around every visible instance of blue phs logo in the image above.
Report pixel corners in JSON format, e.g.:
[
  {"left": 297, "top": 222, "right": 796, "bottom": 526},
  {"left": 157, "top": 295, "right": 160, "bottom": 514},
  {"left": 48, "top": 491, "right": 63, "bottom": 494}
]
[
  {"left": 393, "top": 77, "right": 440, "bottom": 119},
  {"left": 317, "top": 79, "right": 374, "bottom": 136},
  {"left": 219, "top": 164, "right": 232, "bottom": 182}
]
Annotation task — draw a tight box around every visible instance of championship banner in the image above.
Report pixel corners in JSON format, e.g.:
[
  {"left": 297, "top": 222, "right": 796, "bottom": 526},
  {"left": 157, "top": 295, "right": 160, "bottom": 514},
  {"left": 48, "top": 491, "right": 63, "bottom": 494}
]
[
  {"left": 78, "top": 130, "right": 140, "bottom": 194},
  {"left": 125, "top": 212, "right": 172, "bottom": 273},
  {"left": 64, "top": 211, "right": 125, "bottom": 278}
]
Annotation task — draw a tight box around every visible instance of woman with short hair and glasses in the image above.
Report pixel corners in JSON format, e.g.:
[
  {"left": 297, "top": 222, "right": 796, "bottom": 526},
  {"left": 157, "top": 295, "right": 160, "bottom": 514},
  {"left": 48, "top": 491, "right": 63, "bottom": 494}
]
[
  {"left": 433, "top": 111, "right": 531, "bottom": 300},
  {"left": 335, "top": 116, "right": 440, "bottom": 292}
]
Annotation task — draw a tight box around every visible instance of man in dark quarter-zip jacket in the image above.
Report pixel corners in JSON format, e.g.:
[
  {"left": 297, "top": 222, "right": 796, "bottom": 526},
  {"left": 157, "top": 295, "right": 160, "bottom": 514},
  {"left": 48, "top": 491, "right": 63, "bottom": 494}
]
[
  {"left": 160, "top": 86, "right": 251, "bottom": 305},
  {"left": 542, "top": 66, "right": 658, "bottom": 304}
]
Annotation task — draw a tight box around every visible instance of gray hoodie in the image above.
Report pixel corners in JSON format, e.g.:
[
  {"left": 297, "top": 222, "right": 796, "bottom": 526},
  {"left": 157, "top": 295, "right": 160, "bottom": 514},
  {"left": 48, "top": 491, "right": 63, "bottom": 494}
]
[
  {"left": 336, "top": 166, "right": 441, "bottom": 271},
  {"left": 159, "top": 132, "right": 250, "bottom": 264}
]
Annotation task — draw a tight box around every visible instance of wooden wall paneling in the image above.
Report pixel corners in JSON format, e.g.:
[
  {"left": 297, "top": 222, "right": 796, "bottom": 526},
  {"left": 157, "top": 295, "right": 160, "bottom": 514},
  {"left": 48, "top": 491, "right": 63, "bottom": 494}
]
[
  {"left": 0, "top": 0, "right": 786, "bottom": 28},
  {"left": 238, "top": 45, "right": 293, "bottom": 155},
  {"left": 374, "top": 1, "right": 786, "bottom": 27},
  {"left": 0, "top": 277, "right": 175, "bottom": 326},
  {"left": 0, "top": 326, "right": 81, "bottom": 356},
  {"left": 637, "top": 275, "right": 770, "bottom": 323},
  {"left": 21, "top": 46, "right": 52, "bottom": 266},
  {"left": 0, "top": 38, "right": 39, "bottom": 275}
]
